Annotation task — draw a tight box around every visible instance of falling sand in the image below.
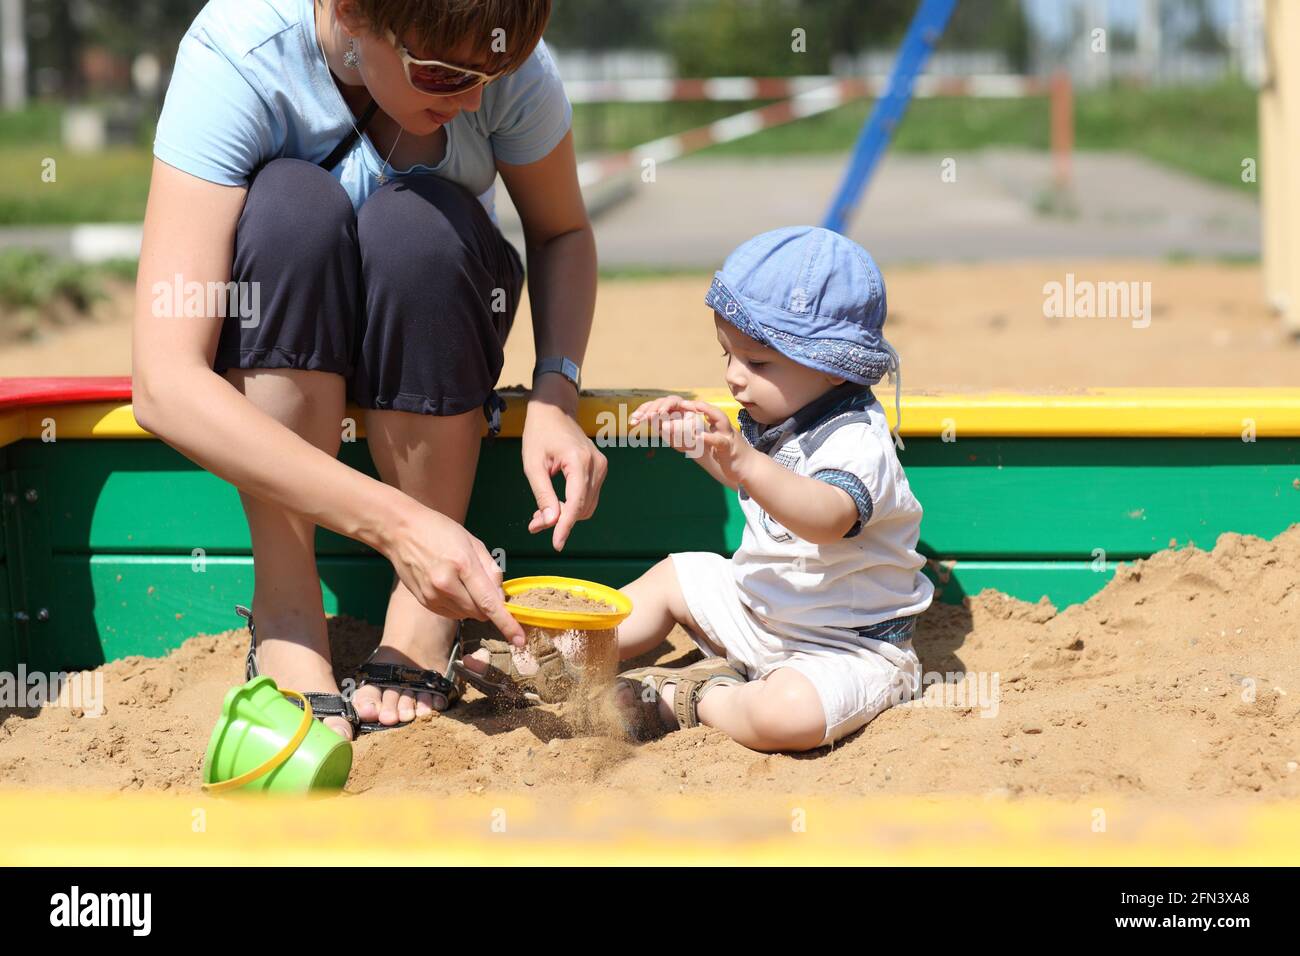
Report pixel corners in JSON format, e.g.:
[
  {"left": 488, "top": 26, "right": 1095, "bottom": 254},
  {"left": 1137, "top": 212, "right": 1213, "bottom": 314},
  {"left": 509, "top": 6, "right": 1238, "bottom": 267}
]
[{"left": 2, "top": 525, "right": 1298, "bottom": 803}]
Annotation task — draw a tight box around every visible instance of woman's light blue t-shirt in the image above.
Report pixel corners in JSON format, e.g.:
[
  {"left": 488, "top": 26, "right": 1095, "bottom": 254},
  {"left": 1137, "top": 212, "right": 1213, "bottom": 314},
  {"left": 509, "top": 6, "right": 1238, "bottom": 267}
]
[{"left": 153, "top": 0, "right": 572, "bottom": 221}]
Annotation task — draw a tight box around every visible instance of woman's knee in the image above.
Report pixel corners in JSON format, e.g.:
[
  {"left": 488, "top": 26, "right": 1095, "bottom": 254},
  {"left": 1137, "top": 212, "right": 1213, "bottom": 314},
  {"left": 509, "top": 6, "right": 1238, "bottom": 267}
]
[
  {"left": 356, "top": 176, "right": 517, "bottom": 313},
  {"left": 238, "top": 159, "right": 356, "bottom": 267},
  {"left": 349, "top": 177, "right": 521, "bottom": 413},
  {"left": 357, "top": 175, "right": 480, "bottom": 256}
]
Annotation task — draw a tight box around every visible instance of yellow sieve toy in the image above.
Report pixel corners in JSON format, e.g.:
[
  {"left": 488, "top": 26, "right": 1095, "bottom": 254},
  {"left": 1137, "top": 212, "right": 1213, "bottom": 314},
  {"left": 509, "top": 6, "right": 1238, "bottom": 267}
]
[{"left": 501, "top": 575, "right": 633, "bottom": 630}]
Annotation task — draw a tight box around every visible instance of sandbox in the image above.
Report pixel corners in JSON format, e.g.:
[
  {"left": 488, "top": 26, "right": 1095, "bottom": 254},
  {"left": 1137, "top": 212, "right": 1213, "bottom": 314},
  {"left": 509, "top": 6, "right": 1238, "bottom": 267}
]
[{"left": 0, "top": 379, "right": 1297, "bottom": 863}]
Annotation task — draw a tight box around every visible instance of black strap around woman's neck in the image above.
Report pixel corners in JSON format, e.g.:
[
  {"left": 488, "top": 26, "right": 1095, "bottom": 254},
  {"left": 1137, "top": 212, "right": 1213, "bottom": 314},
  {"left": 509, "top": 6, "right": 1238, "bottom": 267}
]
[{"left": 319, "top": 98, "right": 381, "bottom": 172}]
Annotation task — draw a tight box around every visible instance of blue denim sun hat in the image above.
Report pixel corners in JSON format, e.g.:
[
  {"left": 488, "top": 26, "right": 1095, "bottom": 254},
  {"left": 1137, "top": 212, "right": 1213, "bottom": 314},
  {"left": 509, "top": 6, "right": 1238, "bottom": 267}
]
[{"left": 704, "top": 226, "right": 897, "bottom": 387}]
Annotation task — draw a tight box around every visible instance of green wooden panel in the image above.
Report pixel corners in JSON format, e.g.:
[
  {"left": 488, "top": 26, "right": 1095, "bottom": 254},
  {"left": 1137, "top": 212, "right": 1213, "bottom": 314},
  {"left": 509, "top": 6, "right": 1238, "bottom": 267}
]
[
  {"left": 32, "top": 552, "right": 1126, "bottom": 670},
  {"left": 923, "top": 559, "right": 1118, "bottom": 607},
  {"left": 29, "top": 553, "right": 1125, "bottom": 669},
  {"left": 0, "top": 561, "right": 13, "bottom": 677},
  {"left": 25, "top": 439, "right": 738, "bottom": 559},
  {"left": 17, "top": 438, "right": 1299, "bottom": 561},
  {"left": 6, "top": 433, "right": 1299, "bottom": 669},
  {"left": 905, "top": 438, "right": 1300, "bottom": 558},
  {"left": 32, "top": 554, "right": 660, "bottom": 671},
  {"left": 0, "top": 463, "right": 51, "bottom": 673}
]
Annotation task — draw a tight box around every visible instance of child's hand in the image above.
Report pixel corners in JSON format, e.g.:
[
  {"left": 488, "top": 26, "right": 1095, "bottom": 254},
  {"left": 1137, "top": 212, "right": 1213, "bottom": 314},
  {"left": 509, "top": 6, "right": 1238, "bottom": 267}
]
[
  {"left": 679, "top": 400, "right": 754, "bottom": 484},
  {"left": 629, "top": 396, "right": 707, "bottom": 458}
]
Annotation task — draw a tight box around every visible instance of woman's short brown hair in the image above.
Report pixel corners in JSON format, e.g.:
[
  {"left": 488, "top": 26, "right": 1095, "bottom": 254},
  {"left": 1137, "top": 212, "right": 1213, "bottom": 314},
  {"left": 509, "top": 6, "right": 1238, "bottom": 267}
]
[{"left": 349, "top": 0, "right": 553, "bottom": 74}]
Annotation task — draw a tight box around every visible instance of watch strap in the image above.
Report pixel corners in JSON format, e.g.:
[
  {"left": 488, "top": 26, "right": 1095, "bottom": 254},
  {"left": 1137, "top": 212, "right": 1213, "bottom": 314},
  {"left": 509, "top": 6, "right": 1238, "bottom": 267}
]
[{"left": 533, "top": 356, "right": 581, "bottom": 390}]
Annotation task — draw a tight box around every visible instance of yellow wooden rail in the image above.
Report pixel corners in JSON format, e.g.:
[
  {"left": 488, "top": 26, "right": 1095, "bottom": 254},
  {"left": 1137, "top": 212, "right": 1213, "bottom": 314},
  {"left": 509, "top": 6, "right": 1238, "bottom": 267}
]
[
  {"left": 0, "top": 790, "right": 1296, "bottom": 866},
  {"left": 4, "top": 388, "right": 1300, "bottom": 447}
]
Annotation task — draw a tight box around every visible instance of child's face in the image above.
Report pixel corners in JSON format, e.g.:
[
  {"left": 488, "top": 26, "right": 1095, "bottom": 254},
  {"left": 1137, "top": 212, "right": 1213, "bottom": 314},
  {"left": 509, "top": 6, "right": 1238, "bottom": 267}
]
[{"left": 714, "top": 313, "right": 844, "bottom": 425}]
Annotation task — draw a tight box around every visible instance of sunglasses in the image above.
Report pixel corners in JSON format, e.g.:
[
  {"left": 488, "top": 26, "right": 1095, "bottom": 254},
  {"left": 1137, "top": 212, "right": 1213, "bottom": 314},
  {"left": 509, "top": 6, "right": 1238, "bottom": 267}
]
[{"left": 385, "top": 30, "right": 504, "bottom": 96}]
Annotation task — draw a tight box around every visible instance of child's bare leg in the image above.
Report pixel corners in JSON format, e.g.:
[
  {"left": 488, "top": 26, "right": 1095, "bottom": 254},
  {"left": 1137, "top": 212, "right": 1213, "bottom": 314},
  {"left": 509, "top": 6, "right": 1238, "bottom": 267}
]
[
  {"left": 617, "top": 663, "right": 825, "bottom": 752},
  {"left": 225, "top": 368, "right": 353, "bottom": 739},
  {"left": 617, "top": 557, "right": 721, "bottom": 660},
  {"left": 692, "top": 668, "right": 826, "bottom": 752}
]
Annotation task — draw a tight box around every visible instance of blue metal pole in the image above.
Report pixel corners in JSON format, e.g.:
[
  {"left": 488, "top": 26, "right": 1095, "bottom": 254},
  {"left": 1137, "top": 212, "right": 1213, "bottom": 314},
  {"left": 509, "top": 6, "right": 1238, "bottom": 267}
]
[{"left": 822, "top": 0, "right": 959, "bottom": 234}]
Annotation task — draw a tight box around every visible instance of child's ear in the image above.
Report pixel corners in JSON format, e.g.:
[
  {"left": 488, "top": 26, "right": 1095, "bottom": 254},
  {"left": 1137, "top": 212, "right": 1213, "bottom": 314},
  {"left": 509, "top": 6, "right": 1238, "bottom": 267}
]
[{"left": 825, "top": 373, "right": 847, "bottom": 387}]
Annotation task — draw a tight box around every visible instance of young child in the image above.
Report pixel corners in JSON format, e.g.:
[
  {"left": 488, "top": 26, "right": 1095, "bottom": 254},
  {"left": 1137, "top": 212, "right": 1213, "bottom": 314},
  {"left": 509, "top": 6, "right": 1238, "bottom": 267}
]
[{"left": 613, "top": 226, "right": 934, "bottom": 753}]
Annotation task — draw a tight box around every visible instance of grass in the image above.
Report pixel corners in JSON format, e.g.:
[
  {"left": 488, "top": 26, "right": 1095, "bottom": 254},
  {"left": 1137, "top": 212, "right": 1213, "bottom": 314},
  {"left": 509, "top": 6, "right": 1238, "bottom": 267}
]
[
  {"left": 0, "top": 249, "right": 135, "bottom": 340},
  {"left": 0, "top": 146, "right": 154, "bottom": 224},
  {"left": 0, "top": 82, "right": 1260, "bottom": 225}
]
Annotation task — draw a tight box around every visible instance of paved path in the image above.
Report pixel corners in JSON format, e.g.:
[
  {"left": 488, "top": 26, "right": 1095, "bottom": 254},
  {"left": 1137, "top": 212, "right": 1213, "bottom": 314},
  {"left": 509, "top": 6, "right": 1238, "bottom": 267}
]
[
  {"left": 1, "top": 150, "right": 1260, "bottom": 272},
  {"left": 498, "top": 149, "right": 1260, "bottom": 269}
]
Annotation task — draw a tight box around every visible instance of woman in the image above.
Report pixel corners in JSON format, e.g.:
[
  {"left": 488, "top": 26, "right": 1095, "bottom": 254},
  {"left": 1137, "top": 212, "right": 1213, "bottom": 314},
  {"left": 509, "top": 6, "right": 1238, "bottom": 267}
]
[{"left": 132, "top": 0, "right": 606, "bottom": 739}]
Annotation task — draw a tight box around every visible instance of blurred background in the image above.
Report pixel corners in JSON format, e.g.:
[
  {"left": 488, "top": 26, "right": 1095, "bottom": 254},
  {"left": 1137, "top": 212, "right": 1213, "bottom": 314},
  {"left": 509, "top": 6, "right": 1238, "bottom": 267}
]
[{"left": 0, "top": 0, "right": 1293, "bottom": 390}]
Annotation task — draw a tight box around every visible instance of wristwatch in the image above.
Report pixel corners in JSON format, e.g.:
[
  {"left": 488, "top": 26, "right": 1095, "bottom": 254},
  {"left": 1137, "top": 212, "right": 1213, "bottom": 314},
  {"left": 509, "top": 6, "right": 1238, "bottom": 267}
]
[{"left": 533, "top": 356, "right": 581, "bottom": 391}]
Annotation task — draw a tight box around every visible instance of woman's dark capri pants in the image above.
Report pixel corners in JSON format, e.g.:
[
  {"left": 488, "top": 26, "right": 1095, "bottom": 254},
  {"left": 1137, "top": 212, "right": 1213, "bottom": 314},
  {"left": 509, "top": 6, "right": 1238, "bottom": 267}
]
[{"left": 214, "top": 158, "right": 525, "bottom": 433}]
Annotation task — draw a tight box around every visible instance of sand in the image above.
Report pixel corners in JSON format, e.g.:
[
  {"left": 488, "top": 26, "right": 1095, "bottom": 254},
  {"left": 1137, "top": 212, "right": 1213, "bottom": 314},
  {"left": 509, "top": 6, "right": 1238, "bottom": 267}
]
[
  {"left": 3, "top": 525, "right": 1297, "bottom": 801},
  {"left": 510, "top": 587, "right": 614, "bottom": 613},
  {"left": 3, "top": 261, "right": 1297, "bottom": 387}
]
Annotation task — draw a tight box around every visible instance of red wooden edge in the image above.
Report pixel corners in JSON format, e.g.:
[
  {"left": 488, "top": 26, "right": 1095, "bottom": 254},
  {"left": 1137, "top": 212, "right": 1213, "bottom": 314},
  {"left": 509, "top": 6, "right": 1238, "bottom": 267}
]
[{"left": 0, "top": 376, "right": 133, "bottom": 411}]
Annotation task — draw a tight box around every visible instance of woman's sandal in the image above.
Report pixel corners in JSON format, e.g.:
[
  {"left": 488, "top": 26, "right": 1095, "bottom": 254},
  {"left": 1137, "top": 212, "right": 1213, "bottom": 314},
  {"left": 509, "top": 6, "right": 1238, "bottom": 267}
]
[
  {"left": 614, "top": 659, "right": 746, "bottom": 740},
  {"left": 352, "top": 622, "right": 464, "bottom": 727},
  {"left": 236, "top": 605, "right": 461, "bottom": 736},
  {"left": 237, "top": 604, "right": 366, "bottom": 737},
  {"left": 453, "top": 630, "right": 581, "bottom": 706}
]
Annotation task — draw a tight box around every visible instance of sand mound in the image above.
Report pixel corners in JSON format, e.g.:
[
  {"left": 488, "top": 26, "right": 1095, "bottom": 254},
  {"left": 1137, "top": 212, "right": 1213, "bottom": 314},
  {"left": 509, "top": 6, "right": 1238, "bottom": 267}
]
[{"left": 2, "top": 526, "right": 1298, "bottom": 801}]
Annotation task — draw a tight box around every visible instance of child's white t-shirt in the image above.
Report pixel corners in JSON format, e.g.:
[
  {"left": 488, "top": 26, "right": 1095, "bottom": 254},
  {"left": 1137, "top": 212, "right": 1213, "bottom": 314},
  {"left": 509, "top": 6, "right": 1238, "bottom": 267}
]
[{"left": 731, "top": 383, "right": 934, "bottom": 646}]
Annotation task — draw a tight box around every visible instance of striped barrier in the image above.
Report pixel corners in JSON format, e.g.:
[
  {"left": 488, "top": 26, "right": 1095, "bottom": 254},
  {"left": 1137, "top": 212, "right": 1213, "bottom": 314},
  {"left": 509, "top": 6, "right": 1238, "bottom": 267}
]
[
  {"left": 574, "top": 73, "right": 1071, "bottom": 191},
  {"left": 565, "top": 73, "right": 1051, "bottom": 104}
]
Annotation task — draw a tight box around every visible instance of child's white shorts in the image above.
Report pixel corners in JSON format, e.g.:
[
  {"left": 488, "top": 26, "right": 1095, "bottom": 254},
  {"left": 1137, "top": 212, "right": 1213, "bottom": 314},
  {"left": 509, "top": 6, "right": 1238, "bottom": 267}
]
[{"left": 670, "top": 551, "right": 922, "bottom": 747}]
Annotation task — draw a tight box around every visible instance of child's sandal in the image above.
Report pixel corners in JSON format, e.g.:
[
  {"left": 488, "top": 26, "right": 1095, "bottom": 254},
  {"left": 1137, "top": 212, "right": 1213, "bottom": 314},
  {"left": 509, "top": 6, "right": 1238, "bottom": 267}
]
[
  {"left": 615, "top": 659, "right": 745, "bottom": 740},
  {"left": 453, "top": 631, "right": 579, "bottom": 705}
]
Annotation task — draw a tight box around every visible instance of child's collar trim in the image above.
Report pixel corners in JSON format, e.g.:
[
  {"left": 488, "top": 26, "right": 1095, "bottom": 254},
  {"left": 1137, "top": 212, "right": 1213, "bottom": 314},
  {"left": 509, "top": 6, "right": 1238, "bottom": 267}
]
[{"left": 737, "top": 382, "right": 874, "bottom": 454}]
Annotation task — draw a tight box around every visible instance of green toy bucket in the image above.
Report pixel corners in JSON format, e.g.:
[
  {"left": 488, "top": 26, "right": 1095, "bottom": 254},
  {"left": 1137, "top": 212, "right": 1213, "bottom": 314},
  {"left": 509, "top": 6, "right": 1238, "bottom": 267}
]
[{"left": 201, "top": 676, "right": 352, "bottom": 794}]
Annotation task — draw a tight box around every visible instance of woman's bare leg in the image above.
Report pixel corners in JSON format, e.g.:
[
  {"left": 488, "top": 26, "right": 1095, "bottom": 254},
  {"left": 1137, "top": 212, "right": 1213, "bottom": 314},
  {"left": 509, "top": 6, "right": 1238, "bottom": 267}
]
[
  {"left": 355, "top": 406, "right": 484, "bottom": 726},
  {"left": 225, "top": 368, "right": 353, "bottom": 739}
]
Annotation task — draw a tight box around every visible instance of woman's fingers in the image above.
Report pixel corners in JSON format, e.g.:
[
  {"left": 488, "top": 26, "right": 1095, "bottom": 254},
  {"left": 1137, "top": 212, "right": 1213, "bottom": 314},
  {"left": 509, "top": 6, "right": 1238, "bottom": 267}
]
[
  {"left": 521, "top": 448, "right": 562, "bottom": 533},
  {"left": 552, "top": 450, "right": 591, "bottom": 551},
  {"left": 461, "top": 554, "right": 525, "bottom": 645},
  {"left": 469, "top": 534, "right": 504, "bottom": 589},
  {"left": 422, "top": 570, "right": 478, "bottom": 621},
  {"left": 582, "top": 446, "right": 608, "bottom": 519}
]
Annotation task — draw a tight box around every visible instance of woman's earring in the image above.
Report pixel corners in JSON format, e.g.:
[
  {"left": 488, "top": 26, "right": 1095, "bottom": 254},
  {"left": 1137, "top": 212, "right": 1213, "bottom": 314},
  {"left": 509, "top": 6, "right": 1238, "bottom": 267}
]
[{"left": 343, "top": 40, "right": 359, "bottom": 69}]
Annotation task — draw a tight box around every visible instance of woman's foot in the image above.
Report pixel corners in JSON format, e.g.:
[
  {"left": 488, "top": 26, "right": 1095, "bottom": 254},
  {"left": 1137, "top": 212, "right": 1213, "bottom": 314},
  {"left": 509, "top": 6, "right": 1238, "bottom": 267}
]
[
  {"left": 251, "top": 632, "right": 356, "bottom": 741},
  {"left": 352, "top": 613, "right": 459, "bottom": 728}
]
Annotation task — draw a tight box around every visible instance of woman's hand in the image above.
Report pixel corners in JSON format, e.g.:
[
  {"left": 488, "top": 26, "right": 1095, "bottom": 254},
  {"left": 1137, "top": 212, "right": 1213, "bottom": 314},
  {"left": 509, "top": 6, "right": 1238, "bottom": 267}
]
[
  {"left": 382, "top": 500, "right": 526, "bottom": 645},
  {"left": 521, "top": 377, "right": 608, "bottom": 552}
]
